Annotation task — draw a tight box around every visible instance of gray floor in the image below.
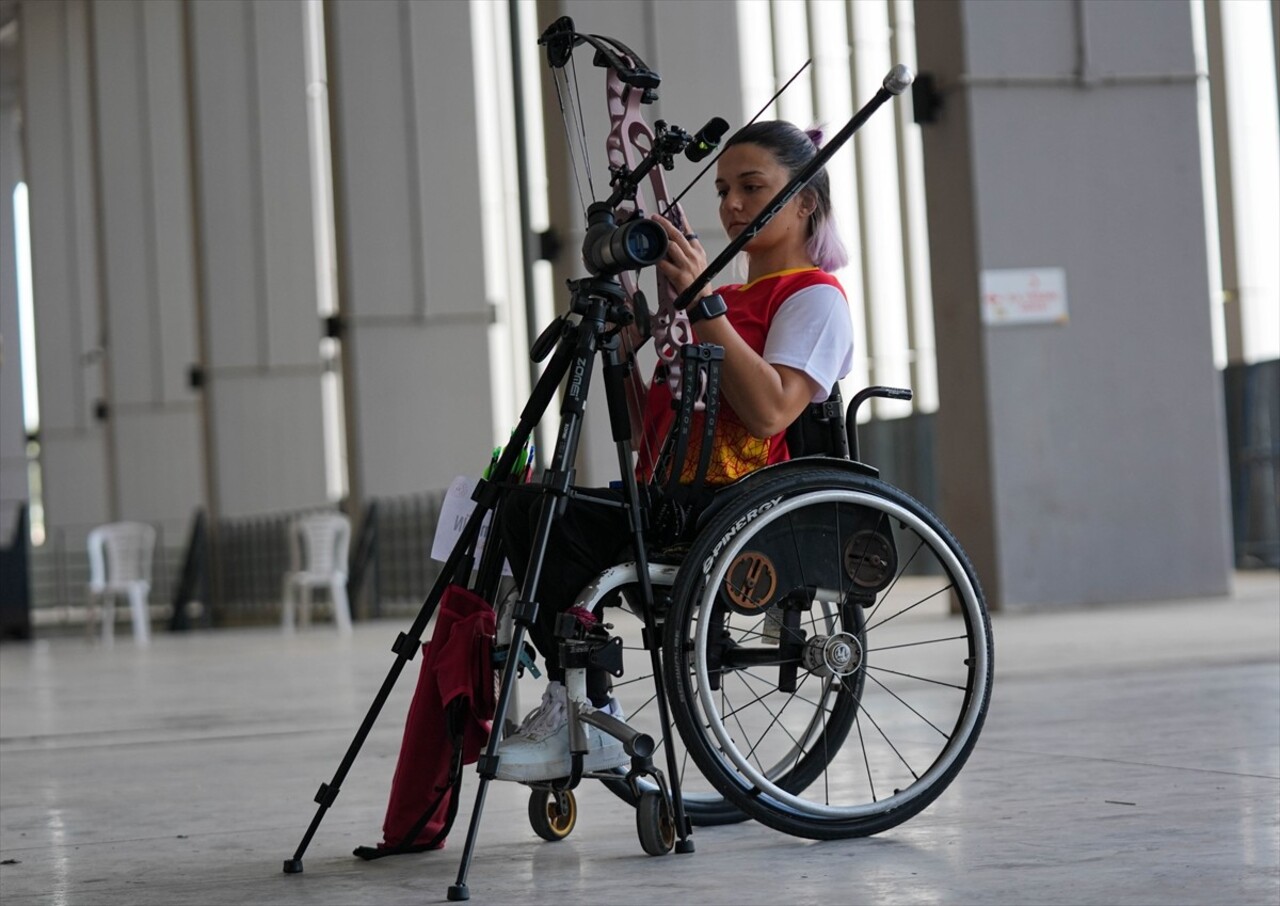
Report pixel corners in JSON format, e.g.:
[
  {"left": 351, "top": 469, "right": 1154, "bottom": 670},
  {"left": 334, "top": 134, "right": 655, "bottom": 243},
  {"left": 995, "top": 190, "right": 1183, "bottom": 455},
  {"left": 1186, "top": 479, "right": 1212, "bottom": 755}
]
[{"left": 1, "top": 572, "right": 1277, "bottom": 906}]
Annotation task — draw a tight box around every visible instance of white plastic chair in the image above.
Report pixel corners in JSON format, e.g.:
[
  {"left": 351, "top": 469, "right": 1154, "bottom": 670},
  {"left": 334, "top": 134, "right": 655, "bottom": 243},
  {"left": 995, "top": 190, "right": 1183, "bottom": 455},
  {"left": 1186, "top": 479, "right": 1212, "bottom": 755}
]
[
  {"left": 281, "top": 512, "right": 352, "bottom": 633},
  {"left": 86, "top": 522, "right": 156, "bottom": 646}
]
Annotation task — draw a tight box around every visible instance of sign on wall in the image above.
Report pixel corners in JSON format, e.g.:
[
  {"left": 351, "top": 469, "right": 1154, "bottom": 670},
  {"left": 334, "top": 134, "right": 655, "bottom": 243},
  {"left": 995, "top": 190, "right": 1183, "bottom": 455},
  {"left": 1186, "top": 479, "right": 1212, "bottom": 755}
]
[{"left": 981, "top": 268, "right": 1069, "bottom": 326}]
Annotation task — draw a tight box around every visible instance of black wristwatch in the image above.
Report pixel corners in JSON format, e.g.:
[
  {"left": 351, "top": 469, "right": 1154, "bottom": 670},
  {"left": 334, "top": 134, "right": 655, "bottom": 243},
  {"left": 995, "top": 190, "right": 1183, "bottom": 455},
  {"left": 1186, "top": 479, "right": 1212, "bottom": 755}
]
[{"left": 685, "top": 292, "right": 727, "bottom": 324}]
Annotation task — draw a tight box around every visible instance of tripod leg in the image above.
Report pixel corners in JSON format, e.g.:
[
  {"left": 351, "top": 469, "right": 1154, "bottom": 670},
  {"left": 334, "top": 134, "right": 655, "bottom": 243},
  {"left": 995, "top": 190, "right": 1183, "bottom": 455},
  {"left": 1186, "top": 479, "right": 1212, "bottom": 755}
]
[
  {"left": 284, "top": 324, "right": 580, "bottom": 875},
  {"left": 449, "top": 484, "right": 572, "bottom": 899},
  {"left": 283, "top": 577, "right": 445, "bottom": 873},
  {"left": 446, "top": 615, "right": 532, "bottom": 901},
  {"left": 284, "top": 506, "right": 508, "bottom": 873},
  {"left": 601, "top": 342, "right": 694, "bottom": 853},
  {"left": 450, "top": 299, "right": 609, "bottom": 900}
]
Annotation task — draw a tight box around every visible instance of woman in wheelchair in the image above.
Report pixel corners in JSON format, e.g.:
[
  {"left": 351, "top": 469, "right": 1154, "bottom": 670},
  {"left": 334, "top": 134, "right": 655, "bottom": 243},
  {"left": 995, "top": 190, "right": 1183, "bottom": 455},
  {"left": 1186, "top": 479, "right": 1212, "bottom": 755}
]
[{"left": 495, "top": 120, "right": 856, "bottom": 783}]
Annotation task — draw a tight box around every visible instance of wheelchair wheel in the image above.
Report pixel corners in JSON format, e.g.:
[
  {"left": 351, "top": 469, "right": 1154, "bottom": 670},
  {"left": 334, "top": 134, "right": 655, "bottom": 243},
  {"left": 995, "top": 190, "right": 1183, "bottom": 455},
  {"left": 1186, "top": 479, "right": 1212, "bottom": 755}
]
[
  {"left": 635, "top": 790, "right": 676, "bottom": 856},
  {"left": 528, "top": 788, "right": 577, "bottom": 842},
  {"left": 595, "top": 586, "right": 748, "bottom": 827},
  {"left": 663, "top": 466, "right": 993, "bottom": 840}
]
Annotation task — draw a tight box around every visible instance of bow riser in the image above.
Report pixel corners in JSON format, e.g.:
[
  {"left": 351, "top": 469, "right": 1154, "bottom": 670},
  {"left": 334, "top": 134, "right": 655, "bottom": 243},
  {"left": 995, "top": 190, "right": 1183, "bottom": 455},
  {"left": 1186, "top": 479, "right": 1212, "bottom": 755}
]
[
  {"left": 542, "top": 16, "right": 731, "bottom": 446},
  {"left": 602, "top": 69, "right": 705, "bottom": 428}
]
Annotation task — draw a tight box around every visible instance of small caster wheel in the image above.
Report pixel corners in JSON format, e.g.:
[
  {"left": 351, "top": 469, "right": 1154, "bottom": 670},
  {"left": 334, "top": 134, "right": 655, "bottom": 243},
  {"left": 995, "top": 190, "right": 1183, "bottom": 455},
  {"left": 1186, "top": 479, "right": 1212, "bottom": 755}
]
[
  {"left": 636, "top": 790, "right": 675, "bottom": 856},
  {"left": 529, "top": 788, "right": 577, "bottom": 842}
]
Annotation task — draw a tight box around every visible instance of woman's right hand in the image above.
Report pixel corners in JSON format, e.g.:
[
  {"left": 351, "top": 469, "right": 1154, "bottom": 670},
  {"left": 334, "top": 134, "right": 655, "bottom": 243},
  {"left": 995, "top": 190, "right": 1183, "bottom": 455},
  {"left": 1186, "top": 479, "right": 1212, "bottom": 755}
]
[{"left": 650, "top": 213, "right": 710, "bottom": 301}]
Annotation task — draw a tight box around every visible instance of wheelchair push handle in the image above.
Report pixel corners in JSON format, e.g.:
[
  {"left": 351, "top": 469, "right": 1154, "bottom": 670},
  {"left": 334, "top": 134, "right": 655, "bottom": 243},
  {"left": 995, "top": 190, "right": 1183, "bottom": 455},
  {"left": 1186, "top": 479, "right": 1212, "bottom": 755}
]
[{"left": 846, "top": 386, "right": 913, "bottom": 464}]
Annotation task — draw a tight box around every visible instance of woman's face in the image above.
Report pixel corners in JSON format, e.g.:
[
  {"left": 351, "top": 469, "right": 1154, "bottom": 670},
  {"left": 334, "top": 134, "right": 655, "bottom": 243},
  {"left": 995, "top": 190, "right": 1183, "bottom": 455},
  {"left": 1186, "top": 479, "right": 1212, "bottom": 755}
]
[{"left": 714, "top": 142, "right": 810, "bottom": 254}]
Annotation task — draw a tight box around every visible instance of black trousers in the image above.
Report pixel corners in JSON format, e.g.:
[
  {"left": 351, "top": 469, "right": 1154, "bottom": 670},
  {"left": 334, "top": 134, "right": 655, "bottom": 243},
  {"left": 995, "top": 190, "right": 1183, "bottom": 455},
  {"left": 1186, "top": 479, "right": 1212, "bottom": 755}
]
[{"left": 498, "top": 485, "right": 633, "bottom": 706}]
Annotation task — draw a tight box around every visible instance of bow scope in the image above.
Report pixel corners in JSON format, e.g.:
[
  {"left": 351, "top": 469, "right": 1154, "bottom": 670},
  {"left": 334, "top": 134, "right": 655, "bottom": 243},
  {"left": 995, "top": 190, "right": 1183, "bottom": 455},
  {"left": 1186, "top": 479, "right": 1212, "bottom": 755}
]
[{"left": 581, "top": 202, "right": 668, "bottom": 277}]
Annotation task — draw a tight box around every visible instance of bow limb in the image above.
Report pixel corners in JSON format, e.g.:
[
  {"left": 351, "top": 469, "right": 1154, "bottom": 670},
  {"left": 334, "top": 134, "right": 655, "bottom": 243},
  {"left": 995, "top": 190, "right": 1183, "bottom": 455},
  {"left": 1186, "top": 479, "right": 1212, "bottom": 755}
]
[{"left": 603, "top": 68, "right": 700, "bottom": 445}]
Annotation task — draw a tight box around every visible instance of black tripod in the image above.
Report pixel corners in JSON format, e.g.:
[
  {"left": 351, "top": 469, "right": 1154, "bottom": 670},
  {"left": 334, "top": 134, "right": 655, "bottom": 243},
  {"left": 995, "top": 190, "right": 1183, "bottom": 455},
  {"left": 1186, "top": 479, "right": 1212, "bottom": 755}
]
[{"left": 282, "top": 272, "right": 697, "bottom": 899}]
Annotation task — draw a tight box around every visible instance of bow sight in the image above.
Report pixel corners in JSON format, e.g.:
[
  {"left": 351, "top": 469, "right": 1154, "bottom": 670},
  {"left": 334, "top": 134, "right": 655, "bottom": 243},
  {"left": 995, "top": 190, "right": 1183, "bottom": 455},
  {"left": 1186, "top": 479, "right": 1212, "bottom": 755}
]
[{"left": 583, "top": 118, "right": 712, "bottom": 276}]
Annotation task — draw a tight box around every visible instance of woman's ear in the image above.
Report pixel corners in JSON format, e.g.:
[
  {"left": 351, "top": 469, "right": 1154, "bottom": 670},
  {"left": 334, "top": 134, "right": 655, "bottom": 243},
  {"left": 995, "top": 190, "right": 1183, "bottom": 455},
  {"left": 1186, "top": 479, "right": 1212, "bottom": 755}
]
[{"left": 796, "top": 188, "right": 817, "bottom": 218}]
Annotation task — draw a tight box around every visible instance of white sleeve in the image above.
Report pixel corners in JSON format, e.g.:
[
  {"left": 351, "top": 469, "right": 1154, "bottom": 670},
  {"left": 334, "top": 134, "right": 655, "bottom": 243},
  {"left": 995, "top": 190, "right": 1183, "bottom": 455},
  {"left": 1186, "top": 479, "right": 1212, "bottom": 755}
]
[{"left": 762, "top": 284, "right": 855, "bottom": 402}]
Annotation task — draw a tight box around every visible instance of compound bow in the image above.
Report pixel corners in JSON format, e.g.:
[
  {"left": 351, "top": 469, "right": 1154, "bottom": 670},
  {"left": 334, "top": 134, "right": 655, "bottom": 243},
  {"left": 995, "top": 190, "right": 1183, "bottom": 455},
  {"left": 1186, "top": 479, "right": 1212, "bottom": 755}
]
[{"left": 537, "top": 16, "right": 913, "bottom": 475}]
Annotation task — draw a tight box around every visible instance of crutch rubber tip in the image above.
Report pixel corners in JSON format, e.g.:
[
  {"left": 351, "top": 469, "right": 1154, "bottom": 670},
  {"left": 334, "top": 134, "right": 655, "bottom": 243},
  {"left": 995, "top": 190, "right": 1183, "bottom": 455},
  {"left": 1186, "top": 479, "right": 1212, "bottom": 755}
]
[
  {"left": 282, "top": 858, "right": 304, "bottom": 874},
  {"left": 447, "top": 883, "right": 471, "bottom": 901},
  {"left": 676, "top": 840, "right": 695, "bottom": 854}
]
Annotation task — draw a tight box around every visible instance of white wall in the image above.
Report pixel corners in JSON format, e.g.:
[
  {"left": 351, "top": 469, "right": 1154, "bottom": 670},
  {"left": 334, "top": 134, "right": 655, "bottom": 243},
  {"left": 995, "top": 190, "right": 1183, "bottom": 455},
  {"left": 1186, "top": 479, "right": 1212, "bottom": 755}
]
[{"left": 19, "top": 0, "right": 330, "bottom": 555}]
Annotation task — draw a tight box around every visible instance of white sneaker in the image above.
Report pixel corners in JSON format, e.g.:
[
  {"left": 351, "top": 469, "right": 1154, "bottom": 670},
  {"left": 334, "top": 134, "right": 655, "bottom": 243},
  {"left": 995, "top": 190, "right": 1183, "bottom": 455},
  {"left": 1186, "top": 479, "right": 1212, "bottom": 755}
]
[{"left": 495, "top": 683, "right": 629, "bottom": 782}]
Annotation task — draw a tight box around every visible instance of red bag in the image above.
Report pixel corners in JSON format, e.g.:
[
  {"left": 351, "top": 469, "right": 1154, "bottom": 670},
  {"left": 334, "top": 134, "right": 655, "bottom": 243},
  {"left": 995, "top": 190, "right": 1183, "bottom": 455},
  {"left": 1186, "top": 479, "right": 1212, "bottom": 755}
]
[{"left": 356, "top": 585, "right": 496, "bottom": 857}]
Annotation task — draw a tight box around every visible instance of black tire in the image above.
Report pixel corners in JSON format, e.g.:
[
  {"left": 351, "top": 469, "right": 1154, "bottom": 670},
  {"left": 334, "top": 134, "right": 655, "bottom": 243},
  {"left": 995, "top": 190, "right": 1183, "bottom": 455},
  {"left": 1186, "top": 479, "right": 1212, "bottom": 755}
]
[
  {"left": 528, "top": 788, "right": 577, "bottom": 842},
  {"left": 663, "top": 466, "right": 993, "bottom": 840},
  {"left": 635, "top": 790, "right": 675, "bottom": 856}
]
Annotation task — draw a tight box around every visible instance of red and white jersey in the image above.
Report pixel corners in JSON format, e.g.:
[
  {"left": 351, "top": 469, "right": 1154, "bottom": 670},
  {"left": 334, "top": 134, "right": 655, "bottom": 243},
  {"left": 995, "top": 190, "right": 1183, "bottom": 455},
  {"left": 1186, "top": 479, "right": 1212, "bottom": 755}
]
[{"left": 637, "top": 267, "right": 851, "bottom": 487}]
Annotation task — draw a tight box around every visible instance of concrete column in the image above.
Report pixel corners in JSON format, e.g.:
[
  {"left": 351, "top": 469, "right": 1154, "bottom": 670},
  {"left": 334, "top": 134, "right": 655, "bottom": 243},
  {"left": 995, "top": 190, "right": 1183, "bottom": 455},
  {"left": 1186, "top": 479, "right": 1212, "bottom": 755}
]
[
  {"left": 19, "top": 0, "right": 112, "bottom": 538},
  {"left": 326, "top": 0, "right": 496, "bottom": 500},
  {"left": 0, "top": 102, "right": 26, "bottom": 541},
  {"left": 915, "top": 0, "right": 1233, "bottom": 609},
  {"left": 187, "top": 0, "right": 327, "bottom": 518},
  {"left": 87, "top": 0, "right": 202, "bottom": 539},
  {"left": 1274, "top": 0, "right": 1279, "bottom": 121}
]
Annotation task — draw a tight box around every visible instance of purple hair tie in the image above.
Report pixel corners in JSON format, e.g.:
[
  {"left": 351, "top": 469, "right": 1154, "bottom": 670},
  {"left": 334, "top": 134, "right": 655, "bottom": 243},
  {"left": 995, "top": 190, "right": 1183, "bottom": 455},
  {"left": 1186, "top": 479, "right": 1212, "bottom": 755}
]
[{"left": 805, "top": 125, "right": 825, "bottom": 148}]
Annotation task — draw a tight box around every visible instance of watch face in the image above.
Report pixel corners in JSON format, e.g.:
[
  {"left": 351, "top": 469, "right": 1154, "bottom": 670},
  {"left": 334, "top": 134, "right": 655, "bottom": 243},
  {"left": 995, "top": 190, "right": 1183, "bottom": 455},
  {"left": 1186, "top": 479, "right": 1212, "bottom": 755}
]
[{"left": 691, "top": 294, "right": 725, "bottom": 323}]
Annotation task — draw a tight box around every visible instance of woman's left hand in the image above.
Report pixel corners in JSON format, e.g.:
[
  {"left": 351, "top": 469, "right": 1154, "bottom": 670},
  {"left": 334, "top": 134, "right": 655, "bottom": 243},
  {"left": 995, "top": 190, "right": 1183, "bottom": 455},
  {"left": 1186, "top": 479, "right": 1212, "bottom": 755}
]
[{"left": 650, "top": 213, "right": 710, "bottom": 300}]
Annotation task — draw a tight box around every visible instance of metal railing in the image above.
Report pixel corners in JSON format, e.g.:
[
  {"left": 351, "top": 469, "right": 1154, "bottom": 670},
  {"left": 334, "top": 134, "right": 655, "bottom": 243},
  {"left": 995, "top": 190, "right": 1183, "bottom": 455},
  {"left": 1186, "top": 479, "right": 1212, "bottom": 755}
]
[{"left": 18, "top": 487, "right": 452, "bottom": 631}]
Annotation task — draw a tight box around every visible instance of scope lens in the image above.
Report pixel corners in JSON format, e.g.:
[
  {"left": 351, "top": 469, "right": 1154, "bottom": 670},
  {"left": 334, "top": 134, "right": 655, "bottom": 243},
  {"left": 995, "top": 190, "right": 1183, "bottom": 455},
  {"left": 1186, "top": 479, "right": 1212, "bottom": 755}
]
[
  {"left": 581, "top": 209, "right": 669, "bottom": 275},
  {"left": 614, "top": 219, "right": 667, "bottom": 268}
]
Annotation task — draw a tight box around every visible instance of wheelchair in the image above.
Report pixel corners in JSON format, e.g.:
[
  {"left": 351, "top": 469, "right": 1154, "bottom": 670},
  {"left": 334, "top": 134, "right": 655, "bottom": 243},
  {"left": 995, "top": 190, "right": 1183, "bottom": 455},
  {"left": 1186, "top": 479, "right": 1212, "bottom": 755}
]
[
  {"left": 420, "top": 269, "right": 1001, "bottom": 902},
  {"left": 511, "top": 384, "right": 994, "bottom": 851},
  {"left": 284, "top": 287, "right": 992, "bottom": 903},
  {"left": 281, "top": 26, "right": 987, "bottom": 892}
]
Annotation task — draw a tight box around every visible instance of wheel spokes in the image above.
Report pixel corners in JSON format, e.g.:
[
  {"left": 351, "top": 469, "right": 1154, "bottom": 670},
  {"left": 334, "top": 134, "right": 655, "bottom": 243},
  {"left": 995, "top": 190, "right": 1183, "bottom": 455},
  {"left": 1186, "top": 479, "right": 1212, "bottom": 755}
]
[{"left": 677, "top": 484, "right": 990, "bottom": 826}]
